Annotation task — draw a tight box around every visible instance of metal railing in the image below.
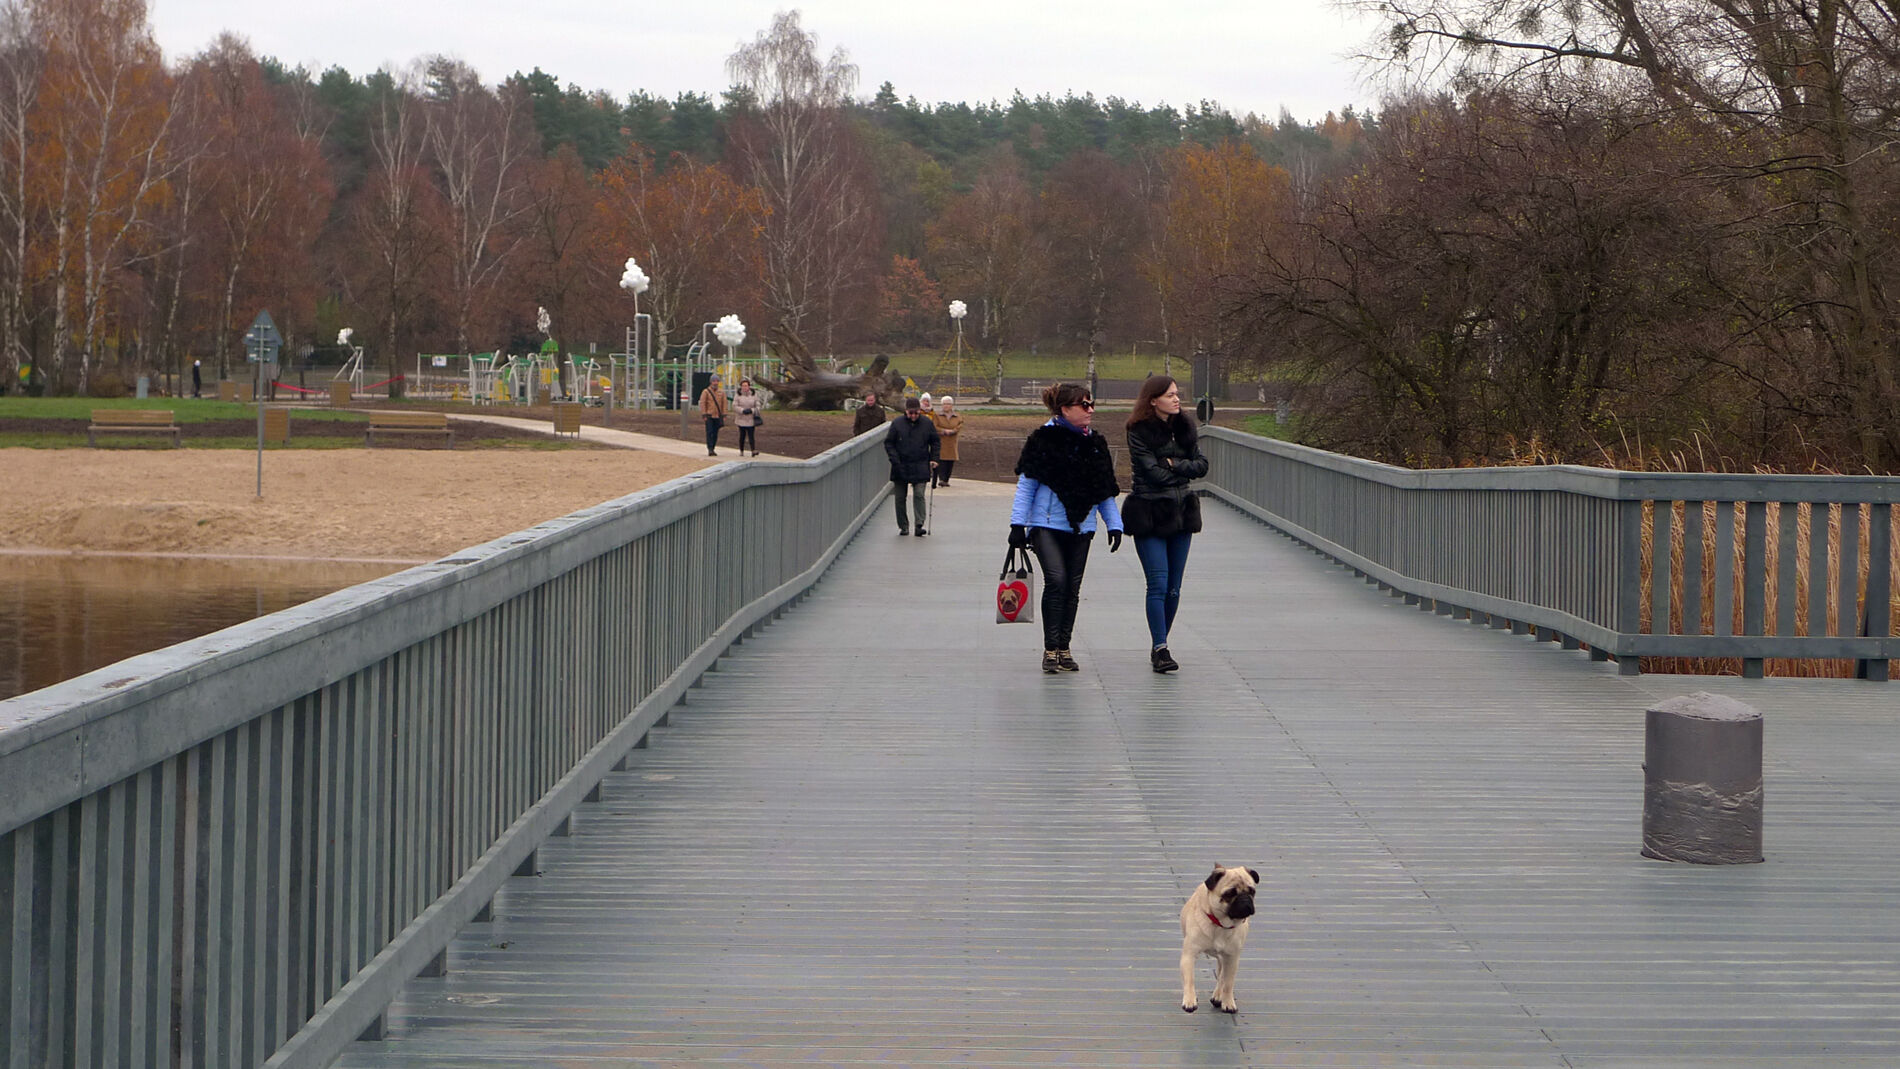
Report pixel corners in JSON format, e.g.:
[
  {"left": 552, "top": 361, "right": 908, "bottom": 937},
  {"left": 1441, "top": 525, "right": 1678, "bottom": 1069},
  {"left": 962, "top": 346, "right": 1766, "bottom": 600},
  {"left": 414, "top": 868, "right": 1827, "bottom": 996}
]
[
  {"left": 0, "top": 432, "right": 889, "bottom": 1068},
  {"left": 1202, "top": 428, "right": 1899, "bottom": 679}
]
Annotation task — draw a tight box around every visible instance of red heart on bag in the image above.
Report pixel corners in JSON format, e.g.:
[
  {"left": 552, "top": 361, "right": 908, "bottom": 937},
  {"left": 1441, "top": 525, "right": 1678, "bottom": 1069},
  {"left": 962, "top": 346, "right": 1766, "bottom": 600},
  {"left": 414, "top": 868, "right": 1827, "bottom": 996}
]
[{"left": 997, "top": 580, "right": 1029, "bottom": 621}]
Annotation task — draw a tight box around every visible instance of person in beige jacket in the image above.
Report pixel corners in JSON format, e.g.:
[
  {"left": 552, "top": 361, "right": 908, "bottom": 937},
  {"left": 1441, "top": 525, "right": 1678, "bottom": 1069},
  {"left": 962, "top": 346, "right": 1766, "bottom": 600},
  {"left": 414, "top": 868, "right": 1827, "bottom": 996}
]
[
  {"left": 932, "top": 395, "right": 963, "bottom": 486},
  {"left": 698, "top": 373, "right": 728, "bottom": 455}
]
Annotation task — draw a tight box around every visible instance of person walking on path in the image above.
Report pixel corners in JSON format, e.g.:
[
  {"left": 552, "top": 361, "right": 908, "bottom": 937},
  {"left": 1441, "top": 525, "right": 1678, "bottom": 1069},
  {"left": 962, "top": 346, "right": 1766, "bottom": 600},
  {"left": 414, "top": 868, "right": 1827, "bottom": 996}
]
[
  {"left": 1009, "top": 382, "right": 1123, "bottom": 674},
  {"left": 698, "top": 373, "right": 728, "bottom": 456},
  {"left": 191, "top": 359, "right": 202, "bottom": 398},
  {"left": 734, "top": 378, "right": 763, "bottom": 456},
  {"left": 853, "top": 390, "right": 887, "bottom": 436},
  {"left": 932, "top": 395, "right": 963, "bottom": 487},
  {"left": 1123, "top": 374, "right": 1208, "bottom": 673},
  {"left": 885, "top": 396, "right": 940, "bottom": 536}
]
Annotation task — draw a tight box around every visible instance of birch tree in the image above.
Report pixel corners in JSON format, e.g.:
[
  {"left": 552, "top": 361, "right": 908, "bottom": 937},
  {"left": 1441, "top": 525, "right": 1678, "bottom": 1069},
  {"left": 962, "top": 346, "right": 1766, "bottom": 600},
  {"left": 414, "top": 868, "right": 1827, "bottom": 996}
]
[
  {"left": 726, "top": 10, "right": 878, "bottom": 352},
  {"left": 421, "top": 57, "right": 534, "bottom": 355},
  {"left": 0, "top": 0, "right": 40, "bottom": 389},
  {"left": 30, "top": 0, "right": 185, "bottom": 392}
]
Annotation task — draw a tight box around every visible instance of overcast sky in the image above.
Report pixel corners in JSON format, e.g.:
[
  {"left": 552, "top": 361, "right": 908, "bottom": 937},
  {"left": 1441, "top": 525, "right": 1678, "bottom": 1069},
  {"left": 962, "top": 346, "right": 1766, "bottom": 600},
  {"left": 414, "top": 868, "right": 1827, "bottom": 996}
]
[{"left": 147, "top": 0, "right": 1388, "bottom": 124}]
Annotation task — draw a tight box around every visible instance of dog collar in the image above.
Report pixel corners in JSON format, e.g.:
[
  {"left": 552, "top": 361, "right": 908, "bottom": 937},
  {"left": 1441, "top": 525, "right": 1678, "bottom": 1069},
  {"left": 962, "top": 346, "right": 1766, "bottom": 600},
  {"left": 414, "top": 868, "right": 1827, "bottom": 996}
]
[{"left": 1205, "top": 911, "right": 1234, "bottom": 929}]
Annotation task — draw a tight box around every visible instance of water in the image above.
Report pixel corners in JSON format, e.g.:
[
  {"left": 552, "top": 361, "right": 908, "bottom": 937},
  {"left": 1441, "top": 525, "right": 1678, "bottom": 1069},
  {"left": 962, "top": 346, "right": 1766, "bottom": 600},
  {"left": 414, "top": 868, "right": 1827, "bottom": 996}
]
[{"left": 0, "top": 554, "right": 409, "bottom": 702}]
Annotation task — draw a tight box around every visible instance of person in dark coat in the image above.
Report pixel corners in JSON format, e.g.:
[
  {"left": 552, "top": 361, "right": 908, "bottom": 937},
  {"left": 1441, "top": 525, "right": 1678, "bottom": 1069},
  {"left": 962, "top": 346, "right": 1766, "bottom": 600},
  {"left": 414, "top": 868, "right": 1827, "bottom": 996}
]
[
  {"left": 1122, "top": 374, "right": 1209, "bottom": 672},
  {"left": 1009, "top": 382, "right": 1123, "bottom": 673},
  {"left": 884, "top": 396, "right": 940, "bottom": 536},
  {"left": 852, "top": 390, "right": 887, "bottom": 436}
]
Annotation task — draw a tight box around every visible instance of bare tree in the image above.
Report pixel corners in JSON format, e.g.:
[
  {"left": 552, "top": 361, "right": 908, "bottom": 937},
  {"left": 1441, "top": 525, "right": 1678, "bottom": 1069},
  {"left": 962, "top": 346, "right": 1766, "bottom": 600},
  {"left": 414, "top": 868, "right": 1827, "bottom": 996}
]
[
  {"left": 726, "top": 10, "right": 877, "bottom": 352},
  {"left": 0, "top": 0, "right": 40, "bottom": 390},
  {"left": 1358, "top": 0, "right": 1900, "bottom": 467},
  {"left": 349, "top": 69, "right": 444, "bottom": 382},
  {"left": 1041, "top": 150, "right": 1143, "bottom": 391},
  {"left": 926, "top": 148, "right": 1044, "bottom": 357},
  {"left": 31, "top": 0, "right": 190, "bottom": 393},
  {"left": 421, "top": 57, "right": 534, "bottom": 355}
]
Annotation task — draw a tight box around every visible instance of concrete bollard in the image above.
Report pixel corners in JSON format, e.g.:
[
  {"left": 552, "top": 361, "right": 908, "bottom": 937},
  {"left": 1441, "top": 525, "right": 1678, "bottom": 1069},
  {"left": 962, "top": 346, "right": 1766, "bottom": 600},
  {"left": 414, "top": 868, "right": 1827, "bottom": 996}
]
[{"left": 1642, "top": 692, "right": 1763, "bottom": 864}]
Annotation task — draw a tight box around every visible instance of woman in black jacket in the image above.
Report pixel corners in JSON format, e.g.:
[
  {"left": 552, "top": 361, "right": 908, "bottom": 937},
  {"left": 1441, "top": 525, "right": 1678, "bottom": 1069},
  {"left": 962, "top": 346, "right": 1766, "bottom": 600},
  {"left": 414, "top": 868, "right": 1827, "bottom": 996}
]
[{"left": 1123, "top": 375, "right": 1208, "bottom": 672}]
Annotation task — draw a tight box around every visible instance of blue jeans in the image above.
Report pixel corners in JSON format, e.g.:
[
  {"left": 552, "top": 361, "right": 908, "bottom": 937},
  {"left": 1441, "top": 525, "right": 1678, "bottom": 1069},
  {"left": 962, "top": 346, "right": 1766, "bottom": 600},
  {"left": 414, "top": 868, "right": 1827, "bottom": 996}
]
[{"left": 1134, "top": 532, "right": 1193, "bottom": 647}]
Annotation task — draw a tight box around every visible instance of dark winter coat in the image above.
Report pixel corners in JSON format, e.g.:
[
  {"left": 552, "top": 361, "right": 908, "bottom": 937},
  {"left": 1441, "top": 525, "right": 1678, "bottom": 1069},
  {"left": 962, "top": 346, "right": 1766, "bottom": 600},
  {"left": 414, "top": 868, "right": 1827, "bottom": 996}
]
[
  {"left": 884, "top": 412, "right": 941, "bottom": 484},
  {"left": 1122, "top": 413, "right": 1208, "bottom": 538},
  {"left": 853, "top": 403, "right": 887, "bottom": 436}
]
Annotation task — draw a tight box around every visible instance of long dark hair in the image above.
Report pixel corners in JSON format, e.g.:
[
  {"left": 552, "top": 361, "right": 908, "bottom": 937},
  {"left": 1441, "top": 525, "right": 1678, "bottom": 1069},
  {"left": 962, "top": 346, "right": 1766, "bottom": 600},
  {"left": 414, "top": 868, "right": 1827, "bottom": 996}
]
[
  {"left": 1040, "top": 381, "right": 1091, "bottom": 414},
  {"left": 1127, "top": 375, "right": 1177, "bottom": 428}
]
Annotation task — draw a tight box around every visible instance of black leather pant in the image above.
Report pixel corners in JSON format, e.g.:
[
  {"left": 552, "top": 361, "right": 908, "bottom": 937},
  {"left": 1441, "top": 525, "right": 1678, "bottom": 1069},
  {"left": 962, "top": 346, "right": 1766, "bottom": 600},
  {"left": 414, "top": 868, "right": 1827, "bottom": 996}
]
[{"left": 1030, "top": 527, "right": 1092, "bottom": 650}]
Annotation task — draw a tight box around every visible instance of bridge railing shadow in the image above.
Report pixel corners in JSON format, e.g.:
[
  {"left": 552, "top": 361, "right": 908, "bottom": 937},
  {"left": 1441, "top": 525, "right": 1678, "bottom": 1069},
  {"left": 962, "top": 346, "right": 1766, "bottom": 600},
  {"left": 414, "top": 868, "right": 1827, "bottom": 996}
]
[
  {"left": 0, "top": 431, "right": 888, "bottom": 1069},
  {"left": 1204, "top": 427, "right": 1898, "bottom": 679}
]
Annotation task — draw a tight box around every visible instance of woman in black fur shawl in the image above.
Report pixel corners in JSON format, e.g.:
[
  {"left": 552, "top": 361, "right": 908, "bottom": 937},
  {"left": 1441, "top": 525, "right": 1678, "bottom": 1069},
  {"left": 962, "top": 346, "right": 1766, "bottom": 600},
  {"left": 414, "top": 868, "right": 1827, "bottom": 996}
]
[{"left": 1009, "top": 382, "right": 1124, "bottom": 673}]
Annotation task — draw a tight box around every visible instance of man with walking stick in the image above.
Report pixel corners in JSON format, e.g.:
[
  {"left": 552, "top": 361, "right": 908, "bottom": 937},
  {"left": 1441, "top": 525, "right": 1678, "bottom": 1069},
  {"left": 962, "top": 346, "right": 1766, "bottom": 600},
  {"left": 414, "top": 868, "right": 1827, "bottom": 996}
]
[{"left": 885, "top": 396, "right": 940, "bottom": 536}]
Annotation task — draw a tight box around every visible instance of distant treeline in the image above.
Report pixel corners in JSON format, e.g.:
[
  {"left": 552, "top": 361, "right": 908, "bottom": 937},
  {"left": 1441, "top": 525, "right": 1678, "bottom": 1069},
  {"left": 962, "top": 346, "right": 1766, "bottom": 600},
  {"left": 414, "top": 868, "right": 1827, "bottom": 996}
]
[{"left": 8, "top": 1, "right": 1900, "bottom": 473}]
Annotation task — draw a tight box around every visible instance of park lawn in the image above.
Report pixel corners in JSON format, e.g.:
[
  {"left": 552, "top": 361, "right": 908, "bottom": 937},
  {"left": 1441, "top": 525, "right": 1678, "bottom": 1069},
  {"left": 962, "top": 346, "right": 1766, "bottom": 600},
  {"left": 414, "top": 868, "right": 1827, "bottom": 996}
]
[
  {"left": 877, "top": 349, "right": 1167, "bottom": 382},
  {"left": 0, "top": 397, "right": 369, "bottom": 423},
  {"left": 1236, "top": 412, "right": 1309, "bottom": 440}
]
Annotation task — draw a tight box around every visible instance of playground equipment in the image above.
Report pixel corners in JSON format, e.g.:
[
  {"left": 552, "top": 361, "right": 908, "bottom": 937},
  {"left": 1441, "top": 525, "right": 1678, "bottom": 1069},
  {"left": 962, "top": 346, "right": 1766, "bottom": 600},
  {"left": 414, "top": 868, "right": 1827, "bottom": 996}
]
[
  {"left": 410, "top": 354, "right": 473, "bottom": 401},
  {"left": 608, "top": 316, "right": 780, "bottom": 410}
]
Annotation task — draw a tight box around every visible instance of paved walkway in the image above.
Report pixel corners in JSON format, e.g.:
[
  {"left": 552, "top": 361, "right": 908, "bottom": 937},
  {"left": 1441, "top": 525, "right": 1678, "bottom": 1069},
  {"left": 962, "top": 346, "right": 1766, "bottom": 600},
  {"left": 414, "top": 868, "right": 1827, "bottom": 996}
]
[
  {"left": 446, "top": 411, "right": 793, "bottom": 460},
  {"left": 338, "top": 483, "right": 1900, "bottom": 1067}
]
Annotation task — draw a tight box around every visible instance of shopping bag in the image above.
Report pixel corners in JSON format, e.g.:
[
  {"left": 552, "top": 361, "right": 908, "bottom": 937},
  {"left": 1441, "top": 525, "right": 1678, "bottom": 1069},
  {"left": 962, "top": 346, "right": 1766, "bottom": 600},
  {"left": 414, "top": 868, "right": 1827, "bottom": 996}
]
[{"left": 995, "top": 546, "right": 1037, "bottom": 624}]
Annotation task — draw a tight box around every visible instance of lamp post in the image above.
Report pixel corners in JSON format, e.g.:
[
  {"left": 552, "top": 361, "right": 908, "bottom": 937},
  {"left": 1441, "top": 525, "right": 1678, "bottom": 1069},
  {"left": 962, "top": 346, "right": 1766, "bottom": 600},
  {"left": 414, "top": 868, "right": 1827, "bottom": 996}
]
[
  {"left": 948, "top": 300, "right": 967, "bottom": 399},
  {"left": 714, "top": 314, "right": 746, "bottom": 368},
  {"left": 534, "top": 306, "right": 552, "bottom": 406},
  {"left": 619, "top": 258, "right": 649, "bottom": 412}
]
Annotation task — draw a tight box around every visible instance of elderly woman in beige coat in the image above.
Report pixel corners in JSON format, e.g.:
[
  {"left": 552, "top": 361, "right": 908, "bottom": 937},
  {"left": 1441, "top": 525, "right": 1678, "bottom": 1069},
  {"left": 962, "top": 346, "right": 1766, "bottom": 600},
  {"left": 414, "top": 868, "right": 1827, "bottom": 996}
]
[{"left": 932, "top": 395, "right": 963, "bottom": 486}]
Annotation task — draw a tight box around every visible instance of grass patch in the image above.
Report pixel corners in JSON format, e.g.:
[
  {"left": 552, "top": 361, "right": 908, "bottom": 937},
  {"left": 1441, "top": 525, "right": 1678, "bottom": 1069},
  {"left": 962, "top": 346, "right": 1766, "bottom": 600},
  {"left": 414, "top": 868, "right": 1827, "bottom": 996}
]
[
  {"left": 873, "top": 349, "right": 1177, "bottom": 382},
  {"left": 0, "top": 397, "right": 370, "bottom": 423},
  {"left": 1234, "top": 412, "right": 1306, "bottom": 440}
]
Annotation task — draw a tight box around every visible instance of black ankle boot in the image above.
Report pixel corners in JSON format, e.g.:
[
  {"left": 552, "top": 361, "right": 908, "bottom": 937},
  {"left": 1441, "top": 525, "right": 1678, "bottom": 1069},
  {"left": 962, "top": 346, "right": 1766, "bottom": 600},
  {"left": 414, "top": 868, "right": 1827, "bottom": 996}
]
[{"left": 1152, "top": 646, "right": 1179, "bottom": 673}]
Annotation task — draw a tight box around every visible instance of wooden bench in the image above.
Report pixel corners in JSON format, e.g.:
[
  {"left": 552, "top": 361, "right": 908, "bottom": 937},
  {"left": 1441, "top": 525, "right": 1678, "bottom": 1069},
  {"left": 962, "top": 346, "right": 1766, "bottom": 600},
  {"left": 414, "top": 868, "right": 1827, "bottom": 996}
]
[
  {"left": 88, "top": 409, "right": 181, "bottom": 448},
  {"left": 365, "top": 411, "right": 453, "bottom": 447}
]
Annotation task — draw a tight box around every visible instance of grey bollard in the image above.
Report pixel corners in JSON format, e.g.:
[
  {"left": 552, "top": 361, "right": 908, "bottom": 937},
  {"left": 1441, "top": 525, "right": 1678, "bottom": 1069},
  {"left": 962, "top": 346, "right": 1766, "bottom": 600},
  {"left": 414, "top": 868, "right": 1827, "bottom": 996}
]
[{"left": 1642, "top": 692, "right": 1763, "bottom": 864}]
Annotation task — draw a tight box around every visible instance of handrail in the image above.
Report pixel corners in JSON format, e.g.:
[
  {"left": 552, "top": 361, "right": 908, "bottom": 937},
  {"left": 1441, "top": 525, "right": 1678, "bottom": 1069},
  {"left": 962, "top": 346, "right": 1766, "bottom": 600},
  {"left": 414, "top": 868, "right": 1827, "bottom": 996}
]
[
  {"left": 0, "top": 430, "right": 889, "bottom": 1068},
  {"left": 1201, "top": 428, "right": 1897, "bottom": 679}
]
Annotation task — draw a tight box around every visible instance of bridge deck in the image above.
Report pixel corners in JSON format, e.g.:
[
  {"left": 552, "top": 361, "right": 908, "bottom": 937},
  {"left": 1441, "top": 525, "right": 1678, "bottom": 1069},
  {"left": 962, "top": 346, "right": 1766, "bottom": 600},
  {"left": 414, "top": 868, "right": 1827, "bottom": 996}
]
[{"left": 338, "top": 483, "right": 1900, "bottom": 1067}]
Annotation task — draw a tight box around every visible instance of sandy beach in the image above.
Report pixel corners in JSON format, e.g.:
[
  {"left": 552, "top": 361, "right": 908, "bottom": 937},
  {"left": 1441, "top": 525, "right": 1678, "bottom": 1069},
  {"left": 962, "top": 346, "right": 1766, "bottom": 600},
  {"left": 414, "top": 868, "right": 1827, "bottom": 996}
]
[{"left": 0, "top": 448, "right": 715, "bottom": 561}]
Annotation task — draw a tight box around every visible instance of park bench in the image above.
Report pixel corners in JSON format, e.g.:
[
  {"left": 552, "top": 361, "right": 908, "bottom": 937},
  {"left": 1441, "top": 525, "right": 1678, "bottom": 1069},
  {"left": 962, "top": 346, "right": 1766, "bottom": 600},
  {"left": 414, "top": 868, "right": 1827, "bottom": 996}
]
[
  {"left": 87, "top": 409, "right": 181, "bottom": 448},
  {"left": 365, "top": 410, "right": 453, "bottom": 447}
]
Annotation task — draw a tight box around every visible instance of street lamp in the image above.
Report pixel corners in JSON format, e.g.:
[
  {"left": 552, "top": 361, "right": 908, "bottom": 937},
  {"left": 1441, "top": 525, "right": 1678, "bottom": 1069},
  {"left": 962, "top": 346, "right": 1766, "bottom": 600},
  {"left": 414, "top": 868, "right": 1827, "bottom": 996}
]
[
  {"left": 948, "top": 300, "right": 967, "bottom": 398},
  {"left": 714, "top": 314, "right": 746, "bottom": 366},
  {"left": 619, "top": 258, "right": 650, "bottom": 410}
]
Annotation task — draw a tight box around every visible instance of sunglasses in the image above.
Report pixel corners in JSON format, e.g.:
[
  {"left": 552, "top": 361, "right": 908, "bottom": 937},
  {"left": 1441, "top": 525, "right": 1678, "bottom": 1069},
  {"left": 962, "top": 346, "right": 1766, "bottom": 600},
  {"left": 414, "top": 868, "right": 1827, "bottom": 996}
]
[{"left": 1070, "top": 399, "right": 1095, "bottom": 410}]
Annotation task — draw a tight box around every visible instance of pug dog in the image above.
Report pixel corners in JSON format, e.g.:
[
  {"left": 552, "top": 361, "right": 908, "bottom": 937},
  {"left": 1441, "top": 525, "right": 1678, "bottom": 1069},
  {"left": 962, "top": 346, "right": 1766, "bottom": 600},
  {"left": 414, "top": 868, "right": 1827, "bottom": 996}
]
[{"left": 1180, "top": 863, "right": 1258, "bottom": 1013}]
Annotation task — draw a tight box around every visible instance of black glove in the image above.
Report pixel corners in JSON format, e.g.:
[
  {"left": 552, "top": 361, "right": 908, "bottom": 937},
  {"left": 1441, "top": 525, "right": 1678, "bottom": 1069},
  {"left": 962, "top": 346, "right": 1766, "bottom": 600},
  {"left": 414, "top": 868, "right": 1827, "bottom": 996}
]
[
  {"left": 1008, "top": 525, "right": 1029, "bottom": 549},
  {"left": 1106, "top": 530, "right": 1123, "bottom": 553}
]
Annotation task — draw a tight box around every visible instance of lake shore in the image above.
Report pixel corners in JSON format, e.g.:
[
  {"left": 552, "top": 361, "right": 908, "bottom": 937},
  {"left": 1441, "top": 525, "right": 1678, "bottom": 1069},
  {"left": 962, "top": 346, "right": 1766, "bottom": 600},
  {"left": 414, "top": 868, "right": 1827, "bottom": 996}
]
[{"left": 0, "top": 448, "right": 716, "bottom": 561}]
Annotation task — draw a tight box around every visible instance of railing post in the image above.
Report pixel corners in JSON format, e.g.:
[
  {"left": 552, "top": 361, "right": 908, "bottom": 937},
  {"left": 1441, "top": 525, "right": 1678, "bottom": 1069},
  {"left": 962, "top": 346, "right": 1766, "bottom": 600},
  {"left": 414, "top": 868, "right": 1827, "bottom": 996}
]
[
  {"left": 1742, "top": 502, "right": 1767, "bottom": 678},
  {"left": 1616, "top": 498, "right": 1645, "bottom": 675},
  {"left": 1859, "top": 503, "right": 1892, "bottom": 681}
]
